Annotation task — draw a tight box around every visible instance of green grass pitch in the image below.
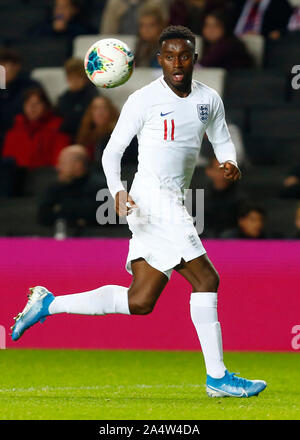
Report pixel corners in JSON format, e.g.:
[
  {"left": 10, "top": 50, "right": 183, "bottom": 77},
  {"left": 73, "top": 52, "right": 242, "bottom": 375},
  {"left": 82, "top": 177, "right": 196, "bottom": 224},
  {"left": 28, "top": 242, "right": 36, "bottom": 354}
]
[{"left": 0, "top": 350, "right": 299, "bottom": 420}]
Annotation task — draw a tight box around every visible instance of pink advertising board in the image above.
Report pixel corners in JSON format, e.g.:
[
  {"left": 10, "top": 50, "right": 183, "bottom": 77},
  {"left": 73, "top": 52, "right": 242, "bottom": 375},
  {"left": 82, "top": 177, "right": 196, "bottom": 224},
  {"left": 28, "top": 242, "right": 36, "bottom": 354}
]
[{"left": 1, "top": 238, "right": 299, "bottom": 351}]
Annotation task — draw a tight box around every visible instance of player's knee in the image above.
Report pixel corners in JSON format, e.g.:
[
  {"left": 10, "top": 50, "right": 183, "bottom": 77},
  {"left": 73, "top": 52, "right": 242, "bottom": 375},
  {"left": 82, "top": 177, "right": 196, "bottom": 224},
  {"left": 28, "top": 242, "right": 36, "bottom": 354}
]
[
  {"left": 193, "top": 269, "right": 220, "bottom": 292},
  {"left": 204, "top": 269, "right": 220, "bottom": 291},
  {"left": 209, "top": 270, "right": 220, "bottom": 291},
  {"left": 128, "top": 297, "right": 155, "bottom": 315}
]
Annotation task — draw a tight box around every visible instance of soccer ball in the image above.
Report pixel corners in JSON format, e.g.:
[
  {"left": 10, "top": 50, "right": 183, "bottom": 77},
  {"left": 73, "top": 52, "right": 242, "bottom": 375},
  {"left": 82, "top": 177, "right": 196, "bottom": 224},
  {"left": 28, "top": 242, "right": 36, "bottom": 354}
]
[{"left": 84, "top": 38, "right": 134, "bottom": 89}]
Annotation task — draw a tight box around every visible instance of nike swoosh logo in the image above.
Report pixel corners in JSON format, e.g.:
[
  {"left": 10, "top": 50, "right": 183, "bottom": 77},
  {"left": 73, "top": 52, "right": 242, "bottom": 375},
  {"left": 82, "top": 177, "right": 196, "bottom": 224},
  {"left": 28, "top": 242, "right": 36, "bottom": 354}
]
[
  {"left": 160, "top": 111, "right": 174, "bottom": 117},
  {"left": 207, "top": 385, "right": 248, "bottom": 397}
]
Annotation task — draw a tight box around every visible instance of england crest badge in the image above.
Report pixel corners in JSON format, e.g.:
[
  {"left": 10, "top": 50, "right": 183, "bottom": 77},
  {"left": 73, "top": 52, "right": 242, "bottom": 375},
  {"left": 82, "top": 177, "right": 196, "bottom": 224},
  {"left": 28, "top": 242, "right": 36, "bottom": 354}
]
[{"left": 197, "top": 104, "right": 210, "bottom": 124}]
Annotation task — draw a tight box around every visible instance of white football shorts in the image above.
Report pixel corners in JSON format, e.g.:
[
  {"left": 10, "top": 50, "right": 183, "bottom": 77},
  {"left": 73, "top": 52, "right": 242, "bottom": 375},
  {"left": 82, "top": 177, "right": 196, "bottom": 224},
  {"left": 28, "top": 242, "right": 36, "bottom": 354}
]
[{"left": 125, "top": 176, "right": 206, "bottom": 280}]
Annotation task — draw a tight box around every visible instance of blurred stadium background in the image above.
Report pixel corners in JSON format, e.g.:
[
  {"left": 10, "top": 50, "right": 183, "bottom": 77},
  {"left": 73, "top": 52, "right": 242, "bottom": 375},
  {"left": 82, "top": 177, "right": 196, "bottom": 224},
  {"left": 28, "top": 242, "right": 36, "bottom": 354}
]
[{"left": 0, "top": 0, "right": 300, "bottom": 420}]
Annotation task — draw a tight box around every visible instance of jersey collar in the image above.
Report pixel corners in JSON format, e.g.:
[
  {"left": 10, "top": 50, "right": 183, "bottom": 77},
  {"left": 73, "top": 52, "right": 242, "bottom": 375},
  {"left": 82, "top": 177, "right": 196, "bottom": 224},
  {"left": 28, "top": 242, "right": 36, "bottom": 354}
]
[{"left": 159, "top": 75, "right": 195, "bottom": 100}]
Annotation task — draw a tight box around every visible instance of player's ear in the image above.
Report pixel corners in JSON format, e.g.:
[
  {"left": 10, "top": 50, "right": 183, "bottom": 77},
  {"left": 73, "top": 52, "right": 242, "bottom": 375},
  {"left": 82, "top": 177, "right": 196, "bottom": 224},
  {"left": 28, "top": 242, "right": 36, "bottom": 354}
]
[
  {"left": 157, "top": 50, "right": 162, "bottom": 67},
  {"left": 194, "top": 53, "right": 198, "bottom": 63}
]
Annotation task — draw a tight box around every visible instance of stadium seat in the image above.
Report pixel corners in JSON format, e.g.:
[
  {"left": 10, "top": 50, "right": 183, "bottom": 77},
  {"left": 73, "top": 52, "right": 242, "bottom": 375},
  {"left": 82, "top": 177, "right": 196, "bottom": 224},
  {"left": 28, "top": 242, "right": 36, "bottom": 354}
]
[
  {"left": 265, "top": 32, "right": 300, "bottom": 71},
  {"left": 238, "top": 165, "right": 289, "bottom": 198},
  {"left": 194, "top": 36, "right": 203, "bottom": 58},
  {"left": 288, "top": 0, "right": 300, "bottom": 6},
  {"left": 14, "top": 37, "right": 71, "bottom": 71},
  {"left": 193, "top": 68, "right": 226, "bottom": 97},
  {"left": 245, "top": 136, "right": 300, "bottom": 165},
  {"left": 31, "top": 68, "right": 68, "bottom": 105},
  {"left": 0, "top": 197, "right": 52, "bottom": 237},
  {"left": 23, "top": 167, "right": 57, "bottom": 197},
  {"left": 26, "top": 0, "right": 53, "bottom": 5},
  {"left": 0, "top": 0, "right": 23, "bottom": 6},
  {"left": 247, "top": 107, "right": 300, "bottom": 163},
  {"left": 263, "top": 198, "right": 297, "bottom": 238},
  {"left": 290, "top": 87, "right": 300, "bottom": 106},
  {"left": 224, "top": 70, "right": 287, "bottom": 108},
  {"left": 249, "top": 107, "right": 300, "bottom": 139},
  {"left": 240, "top": 34, "right": 265, "bottom": 68},
  {"left": 0, "top": 6, "right": 47, "bottom": 43},
  {"left": 86, "top": 1, "right": 109, "bottom": 34},
  {"left": 225, "top": 108, "right": 246, "bottom": 130},
  {"left": 73, "top": 34, "right": 137, "bottom": 58}
]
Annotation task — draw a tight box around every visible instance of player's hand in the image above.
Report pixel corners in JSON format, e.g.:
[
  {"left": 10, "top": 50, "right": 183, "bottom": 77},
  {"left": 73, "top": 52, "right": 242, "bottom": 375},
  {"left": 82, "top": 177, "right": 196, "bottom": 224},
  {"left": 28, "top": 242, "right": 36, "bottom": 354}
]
[
  {"left": 219, "top": 161, "right": 242, "bottom": 182},
  {"left": 115, "top": 190, "right": 138, "bottom": 217}
]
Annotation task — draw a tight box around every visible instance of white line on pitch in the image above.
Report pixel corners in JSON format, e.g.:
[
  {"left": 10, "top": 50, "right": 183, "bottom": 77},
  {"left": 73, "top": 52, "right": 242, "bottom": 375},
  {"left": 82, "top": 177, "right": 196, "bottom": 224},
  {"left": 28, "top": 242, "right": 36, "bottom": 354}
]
[{"left": 0, "top": 384, "right": 203, "bottom": 393}]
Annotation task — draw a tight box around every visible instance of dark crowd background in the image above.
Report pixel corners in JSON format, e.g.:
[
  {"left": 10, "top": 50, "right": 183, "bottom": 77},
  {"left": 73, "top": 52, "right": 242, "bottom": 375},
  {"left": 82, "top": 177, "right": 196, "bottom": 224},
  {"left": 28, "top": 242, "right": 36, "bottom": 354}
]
[{"left": 0, "top": 0, "right": 300, "bottom": 240}]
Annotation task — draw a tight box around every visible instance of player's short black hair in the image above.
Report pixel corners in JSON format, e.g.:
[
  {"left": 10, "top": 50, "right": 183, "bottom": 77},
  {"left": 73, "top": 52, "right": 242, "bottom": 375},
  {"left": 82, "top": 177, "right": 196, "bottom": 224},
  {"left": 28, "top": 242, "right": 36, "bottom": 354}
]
[{"left": 158, "top": 25, "right": 196, "bottom": 51}]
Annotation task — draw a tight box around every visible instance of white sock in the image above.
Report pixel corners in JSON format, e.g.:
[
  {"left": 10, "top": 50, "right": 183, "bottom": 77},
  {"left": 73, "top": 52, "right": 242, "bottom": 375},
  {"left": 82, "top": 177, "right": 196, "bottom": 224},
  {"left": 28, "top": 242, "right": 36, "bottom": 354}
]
[
  {"left": 48, "top": 285, "right": 130, "bottom": 315},
  {"left": 190, "top": 292, "right": 226, "bottom": 378}
]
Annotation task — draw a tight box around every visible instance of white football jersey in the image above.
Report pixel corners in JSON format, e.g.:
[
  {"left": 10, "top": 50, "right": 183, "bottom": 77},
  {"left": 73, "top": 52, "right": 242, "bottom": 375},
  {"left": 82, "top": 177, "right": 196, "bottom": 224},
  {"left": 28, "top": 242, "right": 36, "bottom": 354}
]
[{"left": 102, "top": 75, "right": 237, "bottom": 199}]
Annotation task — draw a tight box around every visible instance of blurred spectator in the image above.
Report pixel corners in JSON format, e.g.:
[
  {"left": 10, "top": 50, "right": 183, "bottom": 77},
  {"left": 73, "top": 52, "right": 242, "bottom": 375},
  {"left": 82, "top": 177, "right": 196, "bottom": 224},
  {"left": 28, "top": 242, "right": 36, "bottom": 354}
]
[
  {"left": 1, "top": 88, "right": 70, "bottom": 195},
  {"left": 100, "top": 0, "right": 168, "bottom": 35},
  {"left": 100, "top": 0, "right": 145, "bottom": 35},
  {"left": 0, "top": 48, "right": 40, "bottom": 150},
  {"left": 2, "top": 87, "right": 70, "bottom": 168},
  {"left": 57, "top": 58, "right": 99, "bottom": 140},
  {"left": 288, "top": 7, "right": 300, "bottom": 32},
  {"left": 234, "top": 0, "right": 293, "bottom": 40},
  {"left": 203, "top": 158, "right": 248, "bottom": 237},
  {"left": 31, "top": 0, "right": 92, "bottom": 38},
  {"left": 280, "top": 164, "right": 300, "bottom": 199},
  {"left": 76, "top": 96, "right": 119, "bottom": 162},
  {"left": 220, "top": 201, "right": 267, "bottom": 238},
  {"left": 292, "top": 202, "right": 300, "bottom": 239},
  {"left": 135, "top": 5, "right": 166, "bottom": 67},
  {"left": 169, "top": 0, "right": 226, "bottom": 34},
  {"left": 38, "top": 145, "right": 105, "bottom": 232},
  {"left": 199, "top": 9, "right": 253, "bottom": 69}
]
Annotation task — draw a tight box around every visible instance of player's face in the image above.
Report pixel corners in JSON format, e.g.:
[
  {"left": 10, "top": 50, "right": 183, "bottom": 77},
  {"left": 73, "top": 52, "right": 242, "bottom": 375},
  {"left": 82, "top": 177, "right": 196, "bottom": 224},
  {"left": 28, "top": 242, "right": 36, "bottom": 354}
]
[{"left": 158, "top": 39, "right": 197, "bottom": 96}]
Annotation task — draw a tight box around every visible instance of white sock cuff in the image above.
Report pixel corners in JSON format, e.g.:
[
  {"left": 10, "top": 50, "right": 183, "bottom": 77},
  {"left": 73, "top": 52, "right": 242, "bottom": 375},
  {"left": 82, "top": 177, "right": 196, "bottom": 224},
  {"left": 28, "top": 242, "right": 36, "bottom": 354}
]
[
  {"left": 190, "top": 292, "right": 217, "bottom": 308},
  {"left": 114, "top": 287, "right": 130, "bottom": 315}
]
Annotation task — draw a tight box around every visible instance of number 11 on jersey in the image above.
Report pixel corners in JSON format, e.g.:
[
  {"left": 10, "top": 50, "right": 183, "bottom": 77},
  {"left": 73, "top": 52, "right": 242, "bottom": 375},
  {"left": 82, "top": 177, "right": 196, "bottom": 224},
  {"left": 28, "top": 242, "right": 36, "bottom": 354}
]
[{"left": 164, "top": 119, "right": 175, "bottom": 141}]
